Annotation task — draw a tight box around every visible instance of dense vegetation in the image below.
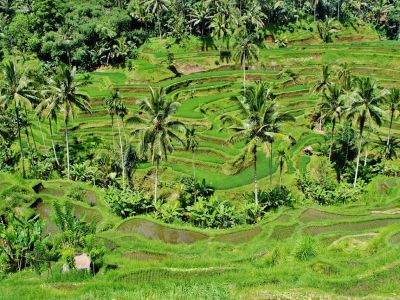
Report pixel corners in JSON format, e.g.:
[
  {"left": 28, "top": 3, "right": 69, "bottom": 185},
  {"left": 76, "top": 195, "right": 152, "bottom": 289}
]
[{"left": 1, "top": 0, "right": 400, "bottom": 299}]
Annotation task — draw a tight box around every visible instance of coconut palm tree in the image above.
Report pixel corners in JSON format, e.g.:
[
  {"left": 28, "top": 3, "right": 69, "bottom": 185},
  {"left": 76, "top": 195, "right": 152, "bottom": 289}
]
[
  {"left": 46, "top": 64, "right": 91, "bottom": 180},
  {"left": 220, "top": 81, "right": 284, "bottom": 203},
  {"left": 185, "top": 126, "right": 199, "bottom": 179},
  {"left": 277, "top": 147, "right": 289, "bottom": 188},
  {"left": 313, "top": 65, "right": 332, "bottom": 94},
  {"left": 318, "top": 83, "right": 345, "bottom": 161},
  {"left": 347, "top": 77, "right": 387, "bottom": 187},
  {"left": 143, "top": 0, "right": 170, "bottom": 39},
  {"left": 105, "top": 89, "right": 128, "bottom": 185},
  {"left": 385, "top": 88, "right": 400, "bottom": 151},
  {"left": 262, "top": 102, "right": 295, "bottom": 190},
  {"left": 36, "top": 97, "right": 60, "bottom": 166},
  {"left": 0, "top": 61, "right": 37, "bottom": 178},
  {"left": 233, "top": 35, "right": 259, "bottom": 96},
  {"left": 131, "top": 87, "right": 186, "bottom": 204}
]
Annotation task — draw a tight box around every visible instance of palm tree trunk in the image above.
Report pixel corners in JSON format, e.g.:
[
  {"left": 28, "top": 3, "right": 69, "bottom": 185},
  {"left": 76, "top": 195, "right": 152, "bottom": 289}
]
[
  {"left": 387, "top": 109, "right": 394, "bottom": 148},
  {"left": 14, "top": 103, "right": 26, "bottom": 178},
  {"left": 353, "top": 127, "right": 364, "bottom": 187},
  {"left": 117, "top": 118, "right": 125, "bottom": 186},
  {"left": 154, "top": 158, "right": 159, "bottom": 205},
  {"left": 192, "top": 151, "right": 196, "bottom": 179},
  {"left": 337, "top": 0, "right": 340, "bottom": 20},
  {"left": 65, "top": 118, "right": 71, "bottom": 180},
  {"left": 243, "top": 63, "right": 246, "bottom": 95},
  {"left": 24, "top": 105, "right": 37, "bottom": 152},
  {"left": 253, "top": 146, "right": 258, "bottom": 205},
  {"left": 158, "top": 12, "right": 162, "bottom": 40},
  {"left": 269, "top": 142, "right": 273, "bottom": 191},
  {"left": 49, "top": 119, "right": 60, "bottom": 166},
  {"left": 279, "top": 159, "right": 283, "bottom": 188},
  {"left": 111, "top": 116, "right": 116, "bottom": 153},
  {"left": 329, "top": 119, "right": 336, "bottom": 161},
  {"left": 37, "top": 116, "right": 47, "bottom": 150},
  {"left": 363, "top": 129, "right": 370, "bottom": 167}
]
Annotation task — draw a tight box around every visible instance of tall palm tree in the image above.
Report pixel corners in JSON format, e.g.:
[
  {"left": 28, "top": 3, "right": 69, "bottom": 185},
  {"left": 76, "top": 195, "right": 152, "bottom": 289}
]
[
  {"left": 105, "top": 89, "right": 128, "bottom": 185},
  {"left": 131, "top": 87, "right": 186, "bottom": 204},
  {"left": 36, "top": 97, "right": 60, "bottom": 166},
  {"left": 143, "top": 0, "right": 170, "bottom": 39},
  {"left": 385, "top": 88, "right": 400, "bottom": 150},
  {"left": 313, "top": 65, "right": 332, "bottom": 94},
  {"left": 262, "top": 102, "right": 295, "bottom": 190},
  {"left": 185, "top": 126, "right": 199, "bottom": 179},
  {"left": 277, "top": 147, "right": 289, "bottom": 188},
  {"left": 0, "top": 61, "right": 37, "bottom": 178},
  {"left": 233, "top": 35, "right": 259, "bottom": 97},
  {"left": 46, "top": 64, "right": 91, "bottom": 180},
  {"left": 318, "top": 84, "right": 345, "bottom": 161},
  {"left": 220, "top": 81, "right": 282, "bottom": 203},
  {"left": 347, "top": 77, "right": 386, "bottom": 187}
]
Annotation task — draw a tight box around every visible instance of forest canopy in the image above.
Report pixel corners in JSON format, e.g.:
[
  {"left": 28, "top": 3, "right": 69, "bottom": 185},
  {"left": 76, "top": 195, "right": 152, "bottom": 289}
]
[{"left": 0, "top": 0, "right": 399, "bottom": 70}]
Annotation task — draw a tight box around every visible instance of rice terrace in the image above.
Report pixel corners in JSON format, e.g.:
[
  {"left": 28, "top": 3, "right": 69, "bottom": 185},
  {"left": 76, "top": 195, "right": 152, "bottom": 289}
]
[{"left": 1, "top": 0, "right": 400, "bottom": 299}]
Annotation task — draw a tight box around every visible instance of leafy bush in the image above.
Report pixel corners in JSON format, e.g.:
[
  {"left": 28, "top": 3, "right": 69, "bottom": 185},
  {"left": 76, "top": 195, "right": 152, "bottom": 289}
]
[
  {"left": 240, "top": 201, "right": 265, "bottom": 225},
  {"left": 177, "top": 177, "right": 215, "bottom": 209},
  {"left": 295, "top": 236, "right": 318, "bottom": 261},
  {"left": 105, "top": 188, "right": 154, "bottom": 218},
  {"left": 187, "top": 196, "right": 241, "bottom": 229},
  {"left": 154, "top": 201, "right": 182, "bottom": 224},
  {"left": 258, "top": 186, "right": 295, "bottom": 211}
]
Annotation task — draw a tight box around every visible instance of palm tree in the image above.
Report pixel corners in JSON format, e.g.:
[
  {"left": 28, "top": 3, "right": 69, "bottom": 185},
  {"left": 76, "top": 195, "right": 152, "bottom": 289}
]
[
  {"left": 347, "top": 77, "right": 387, "bottom": 186},
  {"left": 131, "top": 87, "right": 186, "bottom": 204},
  {"left": 0, "top": 61, "right": 37, "bottom": 178},
  {"left": 185, "top": 126, "right": 199, "bottom": 179},
  {"left": 318, "top": 84, "right": 345, "bottom": 161},
  {"left": 46, "top": 64, "right": 91, "bottom": 180},
  {"left": 385, "top": 88, "right": 400, "bottom": 150},
  {"left": 233, "top": 35, "right": 259, "bottom": 97},
  {"left": 105, "top": 89, "right": 128, "bottom": 185},
  {"left": 277, "top": 147, "right": 289, "bottom": 188},
  {"left": 313, "top": 65, "right": 332, "bottom": 94},
  {"left": 262, "top": 102, "right": 295, "bottom": 190},
  {"left": 220, "top": 81, "right": 284, "bottom": 203},
  {"left": 142, "top": 0, "right": 170, "bottom": 40},
  {"left": 36, "top": 97, "right": 60, "bottom": 166}
]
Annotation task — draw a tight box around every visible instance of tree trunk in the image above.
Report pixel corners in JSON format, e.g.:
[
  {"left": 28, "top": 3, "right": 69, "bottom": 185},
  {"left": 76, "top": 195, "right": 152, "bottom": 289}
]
[
  {"left": 387, "top": 109, "right": 394, "bottom": 148},
  {"left": 337, "top": 0, "right": 340, "bottom": 20},
  {"left": 158, "top": 12, "right": 162, "bottom": 40},
  {"left": 192, "top": 151, "right": 196, "bottom": 179},
  {"left": 253, "top": 146, "right": 258, "bottom": 205},
  {"left": 49, "top": 119, "right": 60, "bottom": 166},
  {"left": 363, "top": 129, "right": 370, "bottom": 167},
  {"left": 117, "top": 118, "right": 125, "bottom": 186},
  {"left": 353, "top": 126, "right": 364, "bottom": 187},
  {"left": 279, "top": 159, "right": 283, "bottom": 188},
  {"left": 111, "top": 116, "right": 116, "bottom": 153},
  {"left": 329, "top": 119, "right": 336, "bottom": 161},
  {"left": 24, "top": 105, "right": 37, "bottom": 152},
  {"left": 65, "top": 118, "right": 71, "bottom": 180},
  {"left": 269, "top": 142, "right": 273, "bottom": 191},
  {"left": 15, "top": 103, "right": 26, "bottom": 178},
  {"left": 37, "top": 116, "right": 47, "bottom": 150},
  {"left": 154, "top": 158, "right": 159, "bottom": 205}
]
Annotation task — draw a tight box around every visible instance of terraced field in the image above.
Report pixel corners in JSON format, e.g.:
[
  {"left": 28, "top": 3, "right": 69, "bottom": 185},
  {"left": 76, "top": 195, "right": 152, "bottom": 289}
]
[
  {"left": 26, "top": 38, "right": 400, "bottom": 199},
  {"left": 1, "top": 172, "right": 400, "bottom": 298}
]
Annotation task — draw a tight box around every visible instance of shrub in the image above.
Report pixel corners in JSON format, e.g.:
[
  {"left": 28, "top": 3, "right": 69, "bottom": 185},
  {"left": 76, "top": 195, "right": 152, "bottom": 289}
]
[
  {"left": 258, "top": 186, "right": 295, "bottom": 211},
  {"left": 105, "top": 188, "right": 154, "bottom": 218},
  {"left": 187, "top": 196, "right": 242, "bottom": 229},
  {"left": 295, "top": 236, "right": 318, "bottom": 261},
  {"left": 154, "top": 201, "right": 182, "bottom": 224},
  {"left": 177, "top": 177, "right": 215, "bottom": 209}
]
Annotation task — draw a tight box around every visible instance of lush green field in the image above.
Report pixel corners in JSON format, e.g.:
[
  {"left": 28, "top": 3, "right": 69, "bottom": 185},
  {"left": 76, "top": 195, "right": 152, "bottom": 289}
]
[
  {"left": 3, "top": 28, "right": 400, "bottom": 299},
  {"left": 1, "top": 171, "right": 400, "bottom": 299},
  {"left": 26, "top": 33, "right": 400, "bottom": 199}
]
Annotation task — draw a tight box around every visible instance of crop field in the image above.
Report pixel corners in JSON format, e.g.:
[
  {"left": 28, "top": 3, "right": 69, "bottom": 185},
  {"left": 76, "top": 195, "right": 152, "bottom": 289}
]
[
  {"left": 26, "top": 34, "right": 400, "bottom": 199},
  {"left": 1, "top": 171, "right": 400, "bottom": 299},
  {"left": 2, "top": 25, "right": 400, "bottom": 299}
]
